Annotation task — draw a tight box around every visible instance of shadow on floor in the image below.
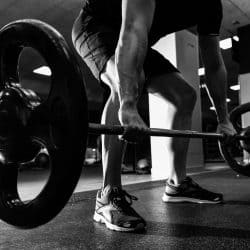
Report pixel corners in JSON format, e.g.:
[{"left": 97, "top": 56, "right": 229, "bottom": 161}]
[{"left": 2, "top": 168, "right": 250, "bottom": 249}]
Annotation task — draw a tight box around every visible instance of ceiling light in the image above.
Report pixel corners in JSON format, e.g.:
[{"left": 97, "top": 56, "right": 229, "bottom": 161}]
[
  {"left": 220, "top": 38, "right": 232, "bottom": 50},
  {"left": 230, "top": 85, "right": 240, "bottom": 91},
  {"left": 226, "top": 98, "right": 231, "bottom": 102},
  {"left": 200, "top": 83, "right": 206, "bottom": 89},
  {"left": 233, "top": 36, "right": 239, "bottom": 42},
  {"left": 33, "top": 66, "right": 52, "bottom": 76},
  {"left": 198, "top": 67, "right": 205, "bottom": 76}
]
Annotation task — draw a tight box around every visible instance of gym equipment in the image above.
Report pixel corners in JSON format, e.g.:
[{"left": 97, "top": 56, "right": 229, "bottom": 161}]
[
  {"left": 0, "top": 19, "right": 249, "bottom": 229},
  {"left": 219, "top": 103, "right": 250, "bottom": 177},
  {"left": 0, "top": 19, "right": 88, "bottom": 229}
]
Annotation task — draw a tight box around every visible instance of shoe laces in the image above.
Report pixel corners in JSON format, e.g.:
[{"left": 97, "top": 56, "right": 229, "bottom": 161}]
[
  {"left": 184, "top": 177, "right": 198, "bottom": 186},
  {"left": 182, "top": 177, "right": 206, "bottom": 192},
  {"left": 167, "top": 177, "right": 200, "bottom": 192},
  {"left": 110, "top": 188, "right": 138, "bottom": 212}
]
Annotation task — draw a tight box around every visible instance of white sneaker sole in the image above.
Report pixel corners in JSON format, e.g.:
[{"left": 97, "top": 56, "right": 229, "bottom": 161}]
[
  {"left": 93, "top": 212, "right": 145, "bottom": 232},
  {"left": 162, "top": 193, "right": 222, "bottom": 204}
]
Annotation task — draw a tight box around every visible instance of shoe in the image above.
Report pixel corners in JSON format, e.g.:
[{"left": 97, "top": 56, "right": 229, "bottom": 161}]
[
  {"left": 162, "top": 177, "right": 223, "bottom": 204},
  {"left": 136, "top": 158, "right": 151, "bottom": 175},
  {"left": 93, "top": 186, "right": 146, "bottom": 232}
]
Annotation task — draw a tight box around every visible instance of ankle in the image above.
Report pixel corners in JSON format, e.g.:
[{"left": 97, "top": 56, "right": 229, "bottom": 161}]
[
  {"left": 102, "top": 184, "right": 122, "bottom": 191},
  {"left": 167, "top": 176, "right": 186, "bottom": 186},
  {"left": 167, "top": 179, "right": 180, "bottom": 187}
]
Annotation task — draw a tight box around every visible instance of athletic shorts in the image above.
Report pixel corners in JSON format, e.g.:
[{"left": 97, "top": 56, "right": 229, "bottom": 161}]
[{"left": 72, "top": 9, "right": 179, "bottom": 83}]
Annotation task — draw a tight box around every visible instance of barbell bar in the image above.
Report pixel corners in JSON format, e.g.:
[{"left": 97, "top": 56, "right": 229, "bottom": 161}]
[
  {"left": 0, "top": 19, "right": 249, "bottom": 230},
  {"left": 88, "top": 122, "right": 248, "bottom": 140}
]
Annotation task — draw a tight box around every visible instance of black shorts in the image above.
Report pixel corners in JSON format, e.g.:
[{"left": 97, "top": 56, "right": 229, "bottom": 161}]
[{"left": 72, "top": 9, "right": 179, "bottom": 83}]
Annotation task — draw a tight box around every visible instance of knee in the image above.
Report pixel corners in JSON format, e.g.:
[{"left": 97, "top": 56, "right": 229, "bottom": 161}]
[
  {"left": 100, "top": 56, "right": 117, "bottom": 90},
  {"left": 101, "top": 74, "right": 118, "bottom": 102},
  {"left": 101, "top": 74, "right": 119, "bottom": 104},
  {"left": 177, "top": 86, "right": 197, "bottom": 114}
]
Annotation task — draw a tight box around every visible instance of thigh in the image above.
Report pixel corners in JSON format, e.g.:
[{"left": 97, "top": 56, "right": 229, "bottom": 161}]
[
  {"left": 143, "top": 49, "right": 196, "bottom": 106},
  {"left": 72, "top": 10, "right": 119, "bottom": 82},
  {"left": 146, "top": 71, "right": 196, "bottom": 108},
  {"left": 100, "top": 47, "right": 181, "bottom": 93},
  {"left": 144, "top": 48, "right": 179, "bottom": 80}
]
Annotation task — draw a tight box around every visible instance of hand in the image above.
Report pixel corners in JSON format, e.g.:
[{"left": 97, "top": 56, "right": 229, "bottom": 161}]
[
  {"left": 217, "top": 121, "right": 236, "bottom": 136},
  {"left": 217, "top": 121, "right": 237, "bottom": 146},
  {"left": 118, "top": 105, "right": 148, "bottom": 143}
]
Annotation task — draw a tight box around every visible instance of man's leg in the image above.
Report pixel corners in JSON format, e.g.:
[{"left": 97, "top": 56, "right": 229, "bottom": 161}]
[
  {"left": 100, "top": 56, "right": 125, "bottom": 188},
  {"left": 147, "top": 72, "right": 223, "bottom": 203},
  {"left": 147, "top": 72, "right": 196, "bottom": 184},
  {"left": 100, "top": 55, "right": 146, "bottom": 186},
  {"left": 91, "top": 56, "right": 146, "bottom": 232},
  {"left": 72, "top": 10, "right": 146, "bottom": 232}
]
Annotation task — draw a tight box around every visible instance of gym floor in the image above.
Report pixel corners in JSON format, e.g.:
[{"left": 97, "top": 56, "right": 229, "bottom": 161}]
[{"left": 2, "top": 163, "right": 250, "bottom": 249}]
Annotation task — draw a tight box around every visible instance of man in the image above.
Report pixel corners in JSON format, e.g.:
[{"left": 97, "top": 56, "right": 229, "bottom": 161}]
[{"left": 72, "top": 0, "right": 236, "bottom": 232}]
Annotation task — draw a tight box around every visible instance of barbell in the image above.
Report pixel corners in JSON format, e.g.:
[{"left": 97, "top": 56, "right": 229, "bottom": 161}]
[{"left": 0, "top": 19, "right": 249, "bottom": 229}]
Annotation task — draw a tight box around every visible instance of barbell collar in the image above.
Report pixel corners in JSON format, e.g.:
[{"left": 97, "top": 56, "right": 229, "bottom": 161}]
[{"left": 88, "top": 123, "right": 249, "bottom": 141}]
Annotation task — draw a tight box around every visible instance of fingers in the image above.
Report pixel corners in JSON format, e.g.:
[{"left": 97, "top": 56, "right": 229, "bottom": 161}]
[
  {"left": 119, "top": 126, "right": 148, "bottom": 144},
  {"left": 217, "top": 123, "right": 236, "bottom": 136},
  {"left": 217, "top": 122, "right": 237, "bottom": 146},
  {"left": 118, "top": 107, "right": 148, "bottom": 143}
]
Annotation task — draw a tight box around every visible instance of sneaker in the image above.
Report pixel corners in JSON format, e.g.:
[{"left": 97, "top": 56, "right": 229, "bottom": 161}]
[
  {"left": 93, "top": 186, "right": 146, "bottom": 232},
  {"left": 162, "top": 177, "right": 223, "bottom": 204},
  {"left": 136, "top": 158, "right": 151, "bottom": 175}
]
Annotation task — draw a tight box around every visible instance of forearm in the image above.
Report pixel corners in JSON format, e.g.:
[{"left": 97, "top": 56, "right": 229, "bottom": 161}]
[
  {"left": 115, "top": 27, "right": 147, "bottom": 108},
  {"left": 205, "top": 65, "right": 229, "bottom": 123}
]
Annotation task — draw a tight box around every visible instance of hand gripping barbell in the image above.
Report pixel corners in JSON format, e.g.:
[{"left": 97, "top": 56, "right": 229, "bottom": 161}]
[{"left": 0, "top": 19, "right": 249, "bottom": 229}]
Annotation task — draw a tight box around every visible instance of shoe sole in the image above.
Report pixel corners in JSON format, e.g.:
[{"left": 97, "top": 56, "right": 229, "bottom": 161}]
[
  {"left": 162, "top": 194, "right": 222, "bottom": 204},
  {"left": 93, "top": 212, "right": 145, "bottom": 232}
]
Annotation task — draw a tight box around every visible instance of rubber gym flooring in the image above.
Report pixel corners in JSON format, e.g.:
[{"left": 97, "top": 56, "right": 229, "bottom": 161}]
[{"left": 1, "top": 167, "right": 250, "bottom": 249}]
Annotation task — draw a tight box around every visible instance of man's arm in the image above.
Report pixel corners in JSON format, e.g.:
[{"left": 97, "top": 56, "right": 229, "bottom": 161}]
[
  {"left": 115, "top": 0, "right": 155, "bottom": 126},
  {"left": 199, "top": 35, "right": 229, "bottom": 124}
]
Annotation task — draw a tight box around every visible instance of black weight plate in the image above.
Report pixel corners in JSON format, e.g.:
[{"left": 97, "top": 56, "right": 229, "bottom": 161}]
[
  {"left": 219, "top": 103, "right": 250, "bottom": 177},
  {"left": 0, "top": 19, "right": 88, "bottom": 228}
]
